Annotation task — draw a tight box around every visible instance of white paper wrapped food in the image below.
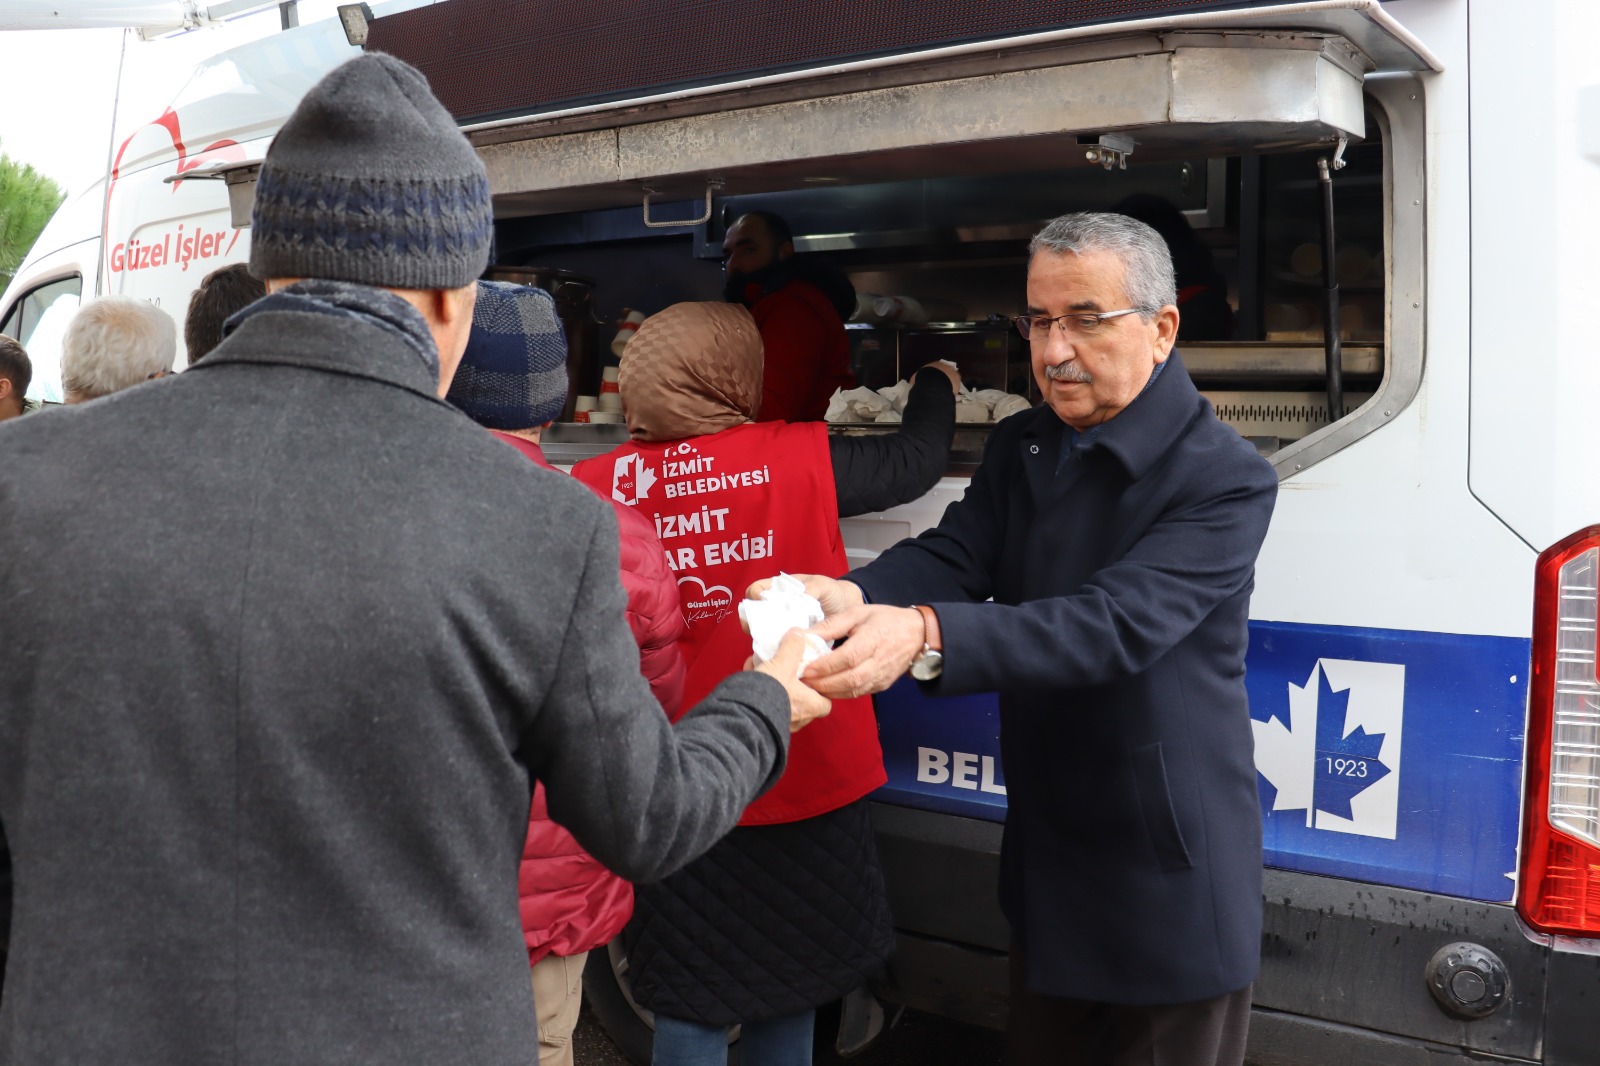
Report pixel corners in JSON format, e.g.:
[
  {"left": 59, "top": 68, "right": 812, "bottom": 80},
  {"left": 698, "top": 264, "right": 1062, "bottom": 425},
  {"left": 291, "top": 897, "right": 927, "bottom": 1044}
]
[
  {"left": 875, "top": 410, "right": 902, "bottom": 423},
  {"left": 824, "top": 388, "right": 853, "bottom": 423},
  {"left": 876, "top": 379, "right": 912, "bottom": 413},
  {"left": 824, "top": 386, "right": 890, "bottom": 423},
  {"left": 737, "top": 573, "right": 832, "bottom": 673},
  {"left": 990, "top": 393, "right": 1034, "bottom": 421},
  {"left": 953, "top": 396, "right": 992, "bottom": 422}
]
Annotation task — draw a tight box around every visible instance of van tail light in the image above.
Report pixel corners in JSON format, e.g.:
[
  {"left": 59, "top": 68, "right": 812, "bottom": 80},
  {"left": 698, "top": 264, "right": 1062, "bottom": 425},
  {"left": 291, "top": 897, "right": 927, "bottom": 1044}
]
[{"left": 1520, "top": 526, "right": 1600, "bottom": 935}]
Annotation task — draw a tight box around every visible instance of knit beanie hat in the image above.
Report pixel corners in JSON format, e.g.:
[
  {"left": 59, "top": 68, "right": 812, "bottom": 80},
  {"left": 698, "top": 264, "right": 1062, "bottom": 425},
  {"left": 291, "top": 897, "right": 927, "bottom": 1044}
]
[
  {"left": 446, "top": 281, "right": 569, "bottom": 430},
  {"left": 249, "top": 53, "right": 493, "bottom": 289}
]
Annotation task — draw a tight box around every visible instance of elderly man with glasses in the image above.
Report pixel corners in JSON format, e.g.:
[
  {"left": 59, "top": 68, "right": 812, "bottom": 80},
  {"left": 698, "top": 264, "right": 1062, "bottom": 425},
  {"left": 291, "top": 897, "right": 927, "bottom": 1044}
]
[{"left": 765, "top": 212, "right": 1279, "bottom": 1066}]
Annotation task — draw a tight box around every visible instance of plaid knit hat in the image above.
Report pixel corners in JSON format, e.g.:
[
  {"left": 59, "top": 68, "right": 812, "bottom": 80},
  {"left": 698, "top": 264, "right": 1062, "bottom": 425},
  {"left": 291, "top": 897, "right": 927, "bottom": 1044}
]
[
  {"left": 249, "top": 53, "right": 492, "bottom": 289},
  {"left": 447, "top": 282, "right": 569, "bottom": 430}
]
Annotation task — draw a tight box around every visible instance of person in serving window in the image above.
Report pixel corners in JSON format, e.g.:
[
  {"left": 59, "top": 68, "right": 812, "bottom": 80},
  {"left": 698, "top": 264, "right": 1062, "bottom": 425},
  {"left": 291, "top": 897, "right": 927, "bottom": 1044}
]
[
  {"left": 722, "top": 210, "right": 858, "bottom": 422},
  {"left": 1113, "top": 193, "right": 1236, "bottom": 341}
]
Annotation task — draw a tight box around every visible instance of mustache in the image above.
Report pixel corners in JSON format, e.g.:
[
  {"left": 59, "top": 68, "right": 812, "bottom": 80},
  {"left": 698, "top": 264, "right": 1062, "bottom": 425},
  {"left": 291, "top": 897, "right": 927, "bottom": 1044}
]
[{"left": 1044, "top": 361, "right": 1093, "bottom": 383}]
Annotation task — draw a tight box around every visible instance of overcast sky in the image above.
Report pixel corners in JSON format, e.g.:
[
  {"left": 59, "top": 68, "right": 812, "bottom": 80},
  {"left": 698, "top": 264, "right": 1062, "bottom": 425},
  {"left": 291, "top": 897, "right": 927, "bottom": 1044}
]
[{"left": 0, "top": 1, "right": 352, "bottom": 198}]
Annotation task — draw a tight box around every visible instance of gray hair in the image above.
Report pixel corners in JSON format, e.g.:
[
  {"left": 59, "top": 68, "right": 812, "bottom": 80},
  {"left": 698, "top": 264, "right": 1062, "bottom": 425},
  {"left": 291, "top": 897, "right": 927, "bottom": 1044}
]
[
  {"left": 1028, "top": 212, "right": 1177, "bottom": 318},
  {"left": 61, "top": 297, "right": 177, "bottom": 401}
]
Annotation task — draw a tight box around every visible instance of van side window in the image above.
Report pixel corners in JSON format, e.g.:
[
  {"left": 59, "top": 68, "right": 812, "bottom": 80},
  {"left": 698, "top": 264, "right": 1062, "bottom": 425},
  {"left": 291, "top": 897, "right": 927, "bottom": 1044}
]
[{"left": 0, "top": 275, "right": 82, "bottom": 403}]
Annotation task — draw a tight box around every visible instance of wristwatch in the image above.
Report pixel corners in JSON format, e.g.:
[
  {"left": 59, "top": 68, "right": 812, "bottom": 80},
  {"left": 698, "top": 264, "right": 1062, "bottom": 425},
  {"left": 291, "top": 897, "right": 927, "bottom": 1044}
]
[{"left": 910, "top": 604, "right": 944, "bottom": 681}]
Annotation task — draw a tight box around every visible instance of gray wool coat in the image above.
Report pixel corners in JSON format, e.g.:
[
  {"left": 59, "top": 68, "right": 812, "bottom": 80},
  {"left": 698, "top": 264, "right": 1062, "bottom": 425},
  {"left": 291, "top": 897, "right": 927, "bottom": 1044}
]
[{"left": 0, "top": 305, "right": 791, "bottom": 1065}]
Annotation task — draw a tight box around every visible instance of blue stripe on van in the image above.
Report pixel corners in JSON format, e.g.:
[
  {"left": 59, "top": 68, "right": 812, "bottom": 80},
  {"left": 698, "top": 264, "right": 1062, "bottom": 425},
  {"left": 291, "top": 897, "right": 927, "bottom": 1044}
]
[
  {"left": 873, "top": 682, "right": 1008, "bottom": 821},
  {"left": 1246, "top": 620, "right": 1529, "bottom": 903},
  {"left": 872, "top": 621, "right": 1531, "bottom": 903}
]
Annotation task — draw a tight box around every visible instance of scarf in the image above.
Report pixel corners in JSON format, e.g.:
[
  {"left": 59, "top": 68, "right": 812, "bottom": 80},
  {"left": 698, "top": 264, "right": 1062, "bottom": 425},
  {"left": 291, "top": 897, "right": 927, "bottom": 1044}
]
[{"left": 223, "top": 279, "right": 439, "bottom": 377}]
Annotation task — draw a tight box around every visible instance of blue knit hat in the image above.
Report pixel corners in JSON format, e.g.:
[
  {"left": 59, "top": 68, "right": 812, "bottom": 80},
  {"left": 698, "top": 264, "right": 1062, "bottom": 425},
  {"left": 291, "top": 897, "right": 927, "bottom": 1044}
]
[
  {"left": 249, "top": 53, "right": 492, "bottom": 289},
  {"left": 447, "top": 281, "right": 569, "bottom": 430}
]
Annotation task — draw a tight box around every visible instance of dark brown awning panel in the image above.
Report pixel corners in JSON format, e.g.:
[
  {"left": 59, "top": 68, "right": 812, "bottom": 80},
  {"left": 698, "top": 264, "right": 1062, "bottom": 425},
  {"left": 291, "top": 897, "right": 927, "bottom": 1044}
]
[{"left": 366, "top": 0, "right": 1291, "bottom": 124}]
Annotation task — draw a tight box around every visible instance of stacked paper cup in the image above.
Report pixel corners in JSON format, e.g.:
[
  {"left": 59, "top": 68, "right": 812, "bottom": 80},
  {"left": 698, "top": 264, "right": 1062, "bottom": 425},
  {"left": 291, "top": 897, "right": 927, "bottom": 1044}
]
[
  {"left": 598, "top": 366, "right": 622, "bottom": 413},
  {"left": 572, "top": 395, "right": 598, "bottom": 423},
  {"left": 611, "top": 309, "right": 646, "bottom": 359}
]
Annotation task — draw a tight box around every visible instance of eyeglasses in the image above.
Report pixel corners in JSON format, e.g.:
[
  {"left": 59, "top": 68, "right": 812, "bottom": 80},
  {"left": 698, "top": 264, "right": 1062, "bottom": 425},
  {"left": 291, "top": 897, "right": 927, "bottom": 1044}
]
[{"left": 1013, "top": 309, "right": 1145, "bottom": 340}]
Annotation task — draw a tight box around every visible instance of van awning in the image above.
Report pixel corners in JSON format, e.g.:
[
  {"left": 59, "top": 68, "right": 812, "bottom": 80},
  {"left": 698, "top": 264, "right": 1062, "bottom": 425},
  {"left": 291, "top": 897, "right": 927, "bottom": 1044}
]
[
  {"left": 469, "top": 0, "right": 1435, "bottom": 219},
  {"left": 369, "top": 0, "right": 1438, "bottom": 128}
]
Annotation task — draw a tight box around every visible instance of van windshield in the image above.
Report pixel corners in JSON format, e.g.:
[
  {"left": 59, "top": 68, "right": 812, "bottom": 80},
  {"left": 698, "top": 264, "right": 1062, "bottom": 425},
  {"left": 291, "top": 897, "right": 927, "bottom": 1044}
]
[{"left": 3, "top": 275, "right": 81, "bottom": 404}]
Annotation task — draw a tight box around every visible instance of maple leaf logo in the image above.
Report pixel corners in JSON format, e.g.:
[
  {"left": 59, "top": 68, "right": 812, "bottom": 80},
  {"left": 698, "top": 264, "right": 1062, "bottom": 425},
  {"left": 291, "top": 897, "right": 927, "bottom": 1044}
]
[
  {"left": 611, "top": 454, "right": 657, "bottom": 505},
  {"left": 1251, "top": 659, "right": 1404, "bottom": 839},
  {"left": 1311, "top": 668, "right": 1391, "bottom": 821}
]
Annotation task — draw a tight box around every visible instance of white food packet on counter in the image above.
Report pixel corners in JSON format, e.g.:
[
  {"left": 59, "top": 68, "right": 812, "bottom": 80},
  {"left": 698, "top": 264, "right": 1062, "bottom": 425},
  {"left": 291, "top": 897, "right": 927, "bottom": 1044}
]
[
  {"left": 738, "top": 573, "right": 833, "bottom": 673},
  {"left": 825, "top": 386, "right": 890, "bottom": 423},
  {"left": 876, "top": 379, "right": 912, "bottom": 413},
  {"left": 955, "top": 398, "right": 991, "bottom": 423},
  {"left": 823, "top": 387, "right": 853, "bottom": 423},
  {"left": 991, "top": 393, "right": 1034, "bottom": 421}
]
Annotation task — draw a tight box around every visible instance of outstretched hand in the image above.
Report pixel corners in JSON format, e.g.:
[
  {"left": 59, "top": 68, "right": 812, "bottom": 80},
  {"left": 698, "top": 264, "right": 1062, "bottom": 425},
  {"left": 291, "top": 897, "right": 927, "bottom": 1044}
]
[
  {"left": 748, "top": 628, "right": 832, "bottom": 733},
  {"left": 743, "top": 574, "right": 864, "bottom": 621},
  {"left": 801, "top": 605, "right": 928, "bottom": 700}
]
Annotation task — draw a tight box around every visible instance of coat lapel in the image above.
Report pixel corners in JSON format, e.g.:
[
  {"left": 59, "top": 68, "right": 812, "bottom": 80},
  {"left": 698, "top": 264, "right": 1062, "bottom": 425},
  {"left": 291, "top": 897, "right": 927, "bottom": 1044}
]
[
  {"left": 1013, "top": 355, "right": 1206, "bottom": 511},
  {"left": 1089, "top": 354, "right": 1205, "bottom": 481}
]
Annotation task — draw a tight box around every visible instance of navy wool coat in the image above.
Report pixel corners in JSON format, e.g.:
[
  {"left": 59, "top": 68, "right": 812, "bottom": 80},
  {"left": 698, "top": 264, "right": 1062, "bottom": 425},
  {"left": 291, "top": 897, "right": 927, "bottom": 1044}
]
[{"left": 852, "top": 354, "right": 1277, "bottom": 1005}]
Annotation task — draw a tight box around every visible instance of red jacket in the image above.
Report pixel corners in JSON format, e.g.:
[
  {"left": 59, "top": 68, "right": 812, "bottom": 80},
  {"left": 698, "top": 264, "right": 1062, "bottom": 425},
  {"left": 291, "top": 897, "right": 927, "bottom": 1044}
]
[
  {"left": 492, "top": 431, "right": 687, "bottom": 964},
  {"left": 749, "top": 279, "right": 856, "bottom": 424}
]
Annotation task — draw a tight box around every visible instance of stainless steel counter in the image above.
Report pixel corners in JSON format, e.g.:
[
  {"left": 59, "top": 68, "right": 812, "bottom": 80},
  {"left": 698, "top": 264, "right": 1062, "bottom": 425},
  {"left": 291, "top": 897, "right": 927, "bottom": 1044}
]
[{"left": 539, "top": 421, "right": 631, "bottom": 467}]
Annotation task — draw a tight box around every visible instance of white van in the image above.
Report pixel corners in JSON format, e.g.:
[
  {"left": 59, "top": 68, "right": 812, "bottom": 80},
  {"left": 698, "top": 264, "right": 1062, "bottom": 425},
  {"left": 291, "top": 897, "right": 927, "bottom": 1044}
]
[
  {"left": 5, "top": 2, "right": 1599, "bottom": 1063},
  {"left": 0, "top": 6, "right": 377, "bottom": 392}
]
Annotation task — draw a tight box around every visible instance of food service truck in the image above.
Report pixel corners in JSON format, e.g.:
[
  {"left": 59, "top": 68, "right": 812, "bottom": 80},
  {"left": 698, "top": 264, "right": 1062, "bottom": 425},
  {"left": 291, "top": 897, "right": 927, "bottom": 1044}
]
[{"left": 4, "top": 1, "right": 1599, "bottom": 1063}]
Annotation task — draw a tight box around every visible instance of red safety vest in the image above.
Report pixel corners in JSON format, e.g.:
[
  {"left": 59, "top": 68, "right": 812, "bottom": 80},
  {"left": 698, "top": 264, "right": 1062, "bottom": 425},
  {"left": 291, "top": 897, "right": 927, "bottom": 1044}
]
[{"left": 572, "top": 420, "right": 885, "bottom": 825}]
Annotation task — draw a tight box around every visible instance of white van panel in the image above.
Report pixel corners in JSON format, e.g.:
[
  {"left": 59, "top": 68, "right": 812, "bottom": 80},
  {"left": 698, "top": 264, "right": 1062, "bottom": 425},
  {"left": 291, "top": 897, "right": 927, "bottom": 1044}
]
[
  {"left": 1467, "top": 0, "right": 1600, "bottom": 553},
  {"left": 136, "top": 19, "right": 361, "bottom": 176},
  {"left": 1234, "top": 0, "right": 1533, "bottom": 643},
  {"left": 1255, "top": 405, "right": 1534, "bottom": 640},
  {"left": 103, "top": 156, "right": 255, "bottom": 311}
]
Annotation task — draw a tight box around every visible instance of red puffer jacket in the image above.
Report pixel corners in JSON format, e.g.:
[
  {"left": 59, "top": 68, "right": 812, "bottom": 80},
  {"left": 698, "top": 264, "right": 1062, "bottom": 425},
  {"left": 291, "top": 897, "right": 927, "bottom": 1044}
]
[{"left": 493, "top": 431, "right": 687, "bottom": 964}]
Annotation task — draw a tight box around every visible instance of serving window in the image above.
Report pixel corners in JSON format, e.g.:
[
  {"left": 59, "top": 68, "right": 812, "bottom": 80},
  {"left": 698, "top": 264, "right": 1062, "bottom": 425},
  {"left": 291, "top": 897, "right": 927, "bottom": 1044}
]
[{"left": 481, "top": 27, "right": 1427, "bottom": 475}]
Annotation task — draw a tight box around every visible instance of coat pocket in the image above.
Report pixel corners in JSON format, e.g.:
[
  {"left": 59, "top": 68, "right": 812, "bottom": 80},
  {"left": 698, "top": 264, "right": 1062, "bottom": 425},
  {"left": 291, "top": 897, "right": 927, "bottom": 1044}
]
[{"left": 1131, "top": 742, "right": 1194, "bottom": 873}]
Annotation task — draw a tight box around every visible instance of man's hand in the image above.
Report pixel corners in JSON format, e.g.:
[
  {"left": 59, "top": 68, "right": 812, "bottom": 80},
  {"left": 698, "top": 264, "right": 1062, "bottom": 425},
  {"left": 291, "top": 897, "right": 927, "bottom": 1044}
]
[
  {"left": 744, "top": 574, "right": 865, "bottom": 620},
  {"left": 748, "top": 629, "right": 832, "bottom": 733},
  {"left": 802, "top": 605, "right": 927, "bottom": 699}
]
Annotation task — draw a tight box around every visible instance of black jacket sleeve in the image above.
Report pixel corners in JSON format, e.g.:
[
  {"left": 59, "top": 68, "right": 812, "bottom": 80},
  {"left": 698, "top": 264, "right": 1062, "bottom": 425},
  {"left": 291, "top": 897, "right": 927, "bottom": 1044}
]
[{"left": 829, "top": 368, "right": 956, "bottom": 518}]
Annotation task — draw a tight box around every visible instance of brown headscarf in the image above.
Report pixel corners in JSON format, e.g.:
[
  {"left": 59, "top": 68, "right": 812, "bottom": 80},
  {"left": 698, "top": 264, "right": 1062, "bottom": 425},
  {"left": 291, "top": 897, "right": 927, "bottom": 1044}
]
[{"left": 619, "top": 302, "right": 763, "bottom": 442}]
